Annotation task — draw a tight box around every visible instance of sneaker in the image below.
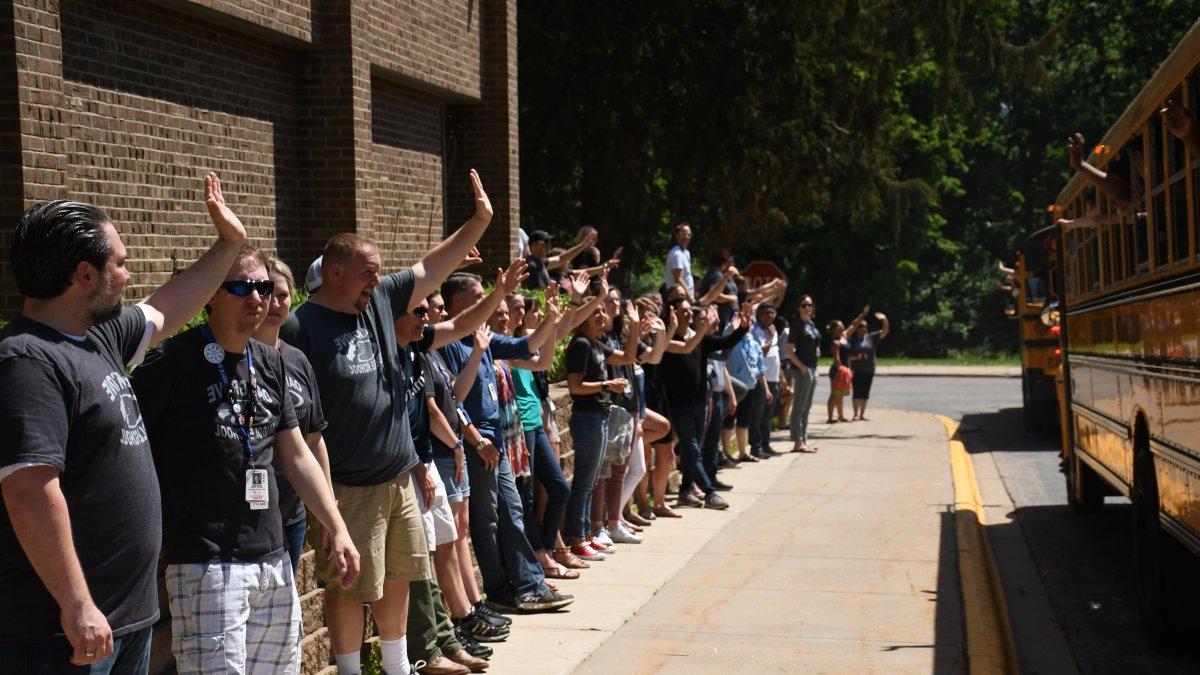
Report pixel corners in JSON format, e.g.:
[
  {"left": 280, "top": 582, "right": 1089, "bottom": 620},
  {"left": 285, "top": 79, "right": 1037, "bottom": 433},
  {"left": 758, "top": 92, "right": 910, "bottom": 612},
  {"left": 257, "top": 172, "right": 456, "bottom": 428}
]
[
  {"left": 453, "top": 624, "right": 494, "bottom": 660},
  {"left": 608, "top": 522, "right": 643, "bottom": 544},
  {"left": 586, "top": 536, "right": 615, "bottom": 554},
  {"left": 473, "top": 601, "right": 512, "bottom": 627},
  {"left": 515, "top": 587, "right": 575, "bottom": 612},
  {"left": 711, "top": 479, "right": 733, "bottom": 492},
  {"left": 456, "top": 612, "right": 509, "bottom": 643},
  {"left": 751, "top": 449, "right": 771, "bottom": 460},
  {"left": 593, "top": 527, "right": 615, "bottom": 548},
  {"left": 677, "top": 491, "right": 703, "bottom": 508},
  {"left": 570, "top": 541, "right": 606, "bottom": 561},
  {"left": 704, "top": 492, "right": 729, "bottom": 510}
]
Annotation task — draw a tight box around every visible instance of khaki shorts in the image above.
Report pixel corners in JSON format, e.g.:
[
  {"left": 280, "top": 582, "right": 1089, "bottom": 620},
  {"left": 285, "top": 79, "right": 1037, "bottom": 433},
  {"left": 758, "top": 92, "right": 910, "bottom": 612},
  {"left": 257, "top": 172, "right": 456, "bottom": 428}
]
[{"left": 310, "top": 471, "right": 432, "bottom": 603}]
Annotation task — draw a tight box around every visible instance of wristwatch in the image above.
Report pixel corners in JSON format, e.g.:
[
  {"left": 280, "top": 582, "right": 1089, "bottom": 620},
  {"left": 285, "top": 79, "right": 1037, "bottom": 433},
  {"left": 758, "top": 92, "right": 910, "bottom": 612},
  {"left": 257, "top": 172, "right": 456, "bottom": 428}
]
[{"left": 476, "top": 439, "right": 489, "bottom": 451}]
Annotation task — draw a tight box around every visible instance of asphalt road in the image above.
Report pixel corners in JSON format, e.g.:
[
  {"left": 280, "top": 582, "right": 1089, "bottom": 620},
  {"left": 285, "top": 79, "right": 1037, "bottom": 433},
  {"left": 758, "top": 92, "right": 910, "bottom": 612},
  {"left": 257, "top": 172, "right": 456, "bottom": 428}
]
[{"left": 863, "top": 375, "right": 1200, "bottom": 674}]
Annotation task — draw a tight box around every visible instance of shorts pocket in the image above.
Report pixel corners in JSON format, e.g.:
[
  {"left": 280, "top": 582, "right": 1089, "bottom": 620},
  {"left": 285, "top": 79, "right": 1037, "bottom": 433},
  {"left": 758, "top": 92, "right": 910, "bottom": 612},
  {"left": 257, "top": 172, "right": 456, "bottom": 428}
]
[{"left": 174, "top": 633, "right": 225, "bottom": 674}]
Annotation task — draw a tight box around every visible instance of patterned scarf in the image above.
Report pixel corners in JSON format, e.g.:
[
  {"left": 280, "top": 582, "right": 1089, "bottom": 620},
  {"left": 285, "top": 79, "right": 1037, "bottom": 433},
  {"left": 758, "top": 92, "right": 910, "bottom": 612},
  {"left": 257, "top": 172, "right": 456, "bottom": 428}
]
[{"left": 494, "top": 360, "right": 530, "bottom": 478}]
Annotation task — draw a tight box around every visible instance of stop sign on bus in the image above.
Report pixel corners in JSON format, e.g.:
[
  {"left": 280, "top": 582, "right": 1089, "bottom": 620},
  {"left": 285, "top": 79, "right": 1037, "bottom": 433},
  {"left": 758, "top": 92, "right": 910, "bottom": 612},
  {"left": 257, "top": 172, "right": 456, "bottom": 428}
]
[{"left": 742, "top": 261, "right": 787, "bottom": 288}]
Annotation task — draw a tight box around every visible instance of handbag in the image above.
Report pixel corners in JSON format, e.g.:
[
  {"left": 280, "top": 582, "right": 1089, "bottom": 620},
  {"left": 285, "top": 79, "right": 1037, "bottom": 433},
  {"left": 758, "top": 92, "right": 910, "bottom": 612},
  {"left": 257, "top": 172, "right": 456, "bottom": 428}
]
[{"left": 832, "top": 364, "right": 853, "bottom": 398}]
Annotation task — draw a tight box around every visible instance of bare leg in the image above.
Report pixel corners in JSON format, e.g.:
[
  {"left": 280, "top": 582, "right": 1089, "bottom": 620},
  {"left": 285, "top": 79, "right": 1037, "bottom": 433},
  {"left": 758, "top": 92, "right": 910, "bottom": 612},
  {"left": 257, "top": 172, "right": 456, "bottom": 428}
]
[
  {"left": 450, "top": 500, "right": 481, "bottom": 604},
  {"left": 650, "top": 440, "right": 679, "bottom": 516},
  {"left": 826, "top": 394, "right": 836, "bottom": 423},
  {"left": 368, "top": 580, "right": 411, "bottom": 641},
  {"left": 326, "top": 597, "right": 367, "bottom": 655},
  {"left": 433, "top": 544, "right": 472, "bottom": 619}
]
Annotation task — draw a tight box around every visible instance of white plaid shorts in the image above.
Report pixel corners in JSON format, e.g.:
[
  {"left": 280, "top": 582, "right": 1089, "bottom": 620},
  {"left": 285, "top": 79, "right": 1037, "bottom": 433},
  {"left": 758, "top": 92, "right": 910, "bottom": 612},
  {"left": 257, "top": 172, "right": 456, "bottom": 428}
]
[{"left": 165, "top": 550, "right": 301, "bottom": 674}]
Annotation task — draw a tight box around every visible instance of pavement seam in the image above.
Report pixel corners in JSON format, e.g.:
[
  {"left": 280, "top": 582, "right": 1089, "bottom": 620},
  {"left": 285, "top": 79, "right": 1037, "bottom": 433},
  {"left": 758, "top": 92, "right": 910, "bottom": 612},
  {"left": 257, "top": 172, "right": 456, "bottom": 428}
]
[{"left": 935, "top": 414, "right": 1019, "bottom": 675}]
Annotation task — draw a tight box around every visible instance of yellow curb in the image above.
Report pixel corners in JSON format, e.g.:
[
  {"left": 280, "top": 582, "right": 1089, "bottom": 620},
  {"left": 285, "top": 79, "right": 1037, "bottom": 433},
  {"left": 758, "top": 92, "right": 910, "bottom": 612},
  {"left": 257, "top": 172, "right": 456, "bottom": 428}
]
[{"left": 935, "top": 414, "right": 1018, "bottom": 675}]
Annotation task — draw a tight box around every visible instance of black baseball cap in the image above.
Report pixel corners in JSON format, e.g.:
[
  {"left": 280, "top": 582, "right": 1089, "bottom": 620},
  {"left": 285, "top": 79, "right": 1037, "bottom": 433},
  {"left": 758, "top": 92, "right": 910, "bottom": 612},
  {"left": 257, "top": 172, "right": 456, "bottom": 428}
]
[{"left": 529, "top": 230, "right": 554, "bottom": 244}]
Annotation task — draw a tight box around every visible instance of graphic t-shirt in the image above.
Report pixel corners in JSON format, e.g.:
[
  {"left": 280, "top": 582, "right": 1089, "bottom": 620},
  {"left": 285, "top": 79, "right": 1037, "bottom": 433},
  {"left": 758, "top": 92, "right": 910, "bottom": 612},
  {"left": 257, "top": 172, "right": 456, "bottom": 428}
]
[
  {"left": 133, "top": 328, "right": 298, "bottom": 563},
  {"left": 403, "top": 332, "right": 437, "bottom": 464},
  {"left": 273, "top": 342, "right": 328, "bottom": 526},
  {"left": 565, "top": 335, "right": 613, "bottom": 413},
  {"left": 0, "top": 306, "right": 160, "bottom": 644},
  {"left": 280, "top": 270, "right": 418, "bottom": 486}
]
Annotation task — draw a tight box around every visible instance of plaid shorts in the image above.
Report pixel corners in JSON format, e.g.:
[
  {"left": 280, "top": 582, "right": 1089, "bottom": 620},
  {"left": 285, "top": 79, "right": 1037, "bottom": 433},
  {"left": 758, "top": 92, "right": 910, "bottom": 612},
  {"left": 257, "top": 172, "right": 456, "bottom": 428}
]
[{"left": 165, "top": 550, "right": 300, "bottom": 674}]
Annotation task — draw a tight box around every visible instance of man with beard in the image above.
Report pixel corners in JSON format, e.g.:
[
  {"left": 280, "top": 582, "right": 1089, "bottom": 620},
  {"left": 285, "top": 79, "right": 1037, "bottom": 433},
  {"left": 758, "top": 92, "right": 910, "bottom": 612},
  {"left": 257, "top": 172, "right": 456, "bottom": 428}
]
[
  {"left": 0, "top": 174, "right": 256, "bottom": 672},
  {"left": 132, "top": 245, "right": 359, "bottom": 674},
  {"left": 280, "top": 170, "right": 499, "bottom": 675}
]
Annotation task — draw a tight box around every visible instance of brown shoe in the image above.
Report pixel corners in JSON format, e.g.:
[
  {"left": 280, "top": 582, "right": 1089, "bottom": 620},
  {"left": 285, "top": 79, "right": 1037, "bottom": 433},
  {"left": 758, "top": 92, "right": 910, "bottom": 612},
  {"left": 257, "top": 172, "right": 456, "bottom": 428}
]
[
  {"left": 445, "top": 648, "right": 489, "bottom": 673},
  {"left": 417, "top": 655, "right": 471, "bottom": 675}
]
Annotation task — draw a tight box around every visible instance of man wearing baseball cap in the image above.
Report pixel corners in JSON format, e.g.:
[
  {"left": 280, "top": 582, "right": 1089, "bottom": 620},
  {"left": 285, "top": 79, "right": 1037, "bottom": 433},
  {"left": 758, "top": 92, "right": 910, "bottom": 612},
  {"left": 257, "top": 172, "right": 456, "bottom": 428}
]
[{"left": 523, "top": 229, "right": 595, "bottom": 289}]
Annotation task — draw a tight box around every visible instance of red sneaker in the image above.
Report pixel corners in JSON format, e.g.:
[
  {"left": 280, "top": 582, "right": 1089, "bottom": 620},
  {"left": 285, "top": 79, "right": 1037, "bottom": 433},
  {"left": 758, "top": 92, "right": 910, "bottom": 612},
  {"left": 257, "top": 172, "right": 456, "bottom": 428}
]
[{"left": 570, "top": 541, "right": 606, "bottom": 561}]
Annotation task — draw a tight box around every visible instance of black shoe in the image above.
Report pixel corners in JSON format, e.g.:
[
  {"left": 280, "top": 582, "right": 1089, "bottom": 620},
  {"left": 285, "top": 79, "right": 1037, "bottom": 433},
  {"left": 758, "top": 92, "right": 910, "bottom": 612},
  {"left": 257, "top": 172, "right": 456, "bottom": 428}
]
[
  {"left": 453, "top": 624, "right": 493, "bottom": 660},
  {"left": 515, "top": 587, "right": 574, "bottom": 612},
  {"left": 704, "top": 492, "right": 730, "bottom": 510},
  {"left": 761, "top": 446, "right": 782, "bottom": 457},
  {"left": 677, "top": 491, "right": 703, "bottom": 508},
  {"left": 456, "top": 611, "right": 509, "bottom": 643},
  {"left": 717, "top": 454, "right": 737, "bottom": 469},
  {"left": 737, "top": 454, "right": 760, "bottom": 463},
  {"left": 711, "top": 480, "right": 733, "bottom": 492},
  {"left": 751, "top": 449, "right": 771, "bottom": 459},
  {"left": 473, "top": 600, "right": 512, "bottom": 627}
]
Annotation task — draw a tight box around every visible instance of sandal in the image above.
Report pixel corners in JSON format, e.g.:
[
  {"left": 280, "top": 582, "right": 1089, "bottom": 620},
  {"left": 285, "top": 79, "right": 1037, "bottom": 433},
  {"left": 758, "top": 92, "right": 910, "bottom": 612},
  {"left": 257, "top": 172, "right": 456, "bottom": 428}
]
[
  {"left": 652, "top": 505, "right": 682, "bottom": 518},
  {"left": 554, "top": 547, "right": 590, "bottom": 569},
  {"left": 541, "top": 562, "right": 580, "bottom": 580}
]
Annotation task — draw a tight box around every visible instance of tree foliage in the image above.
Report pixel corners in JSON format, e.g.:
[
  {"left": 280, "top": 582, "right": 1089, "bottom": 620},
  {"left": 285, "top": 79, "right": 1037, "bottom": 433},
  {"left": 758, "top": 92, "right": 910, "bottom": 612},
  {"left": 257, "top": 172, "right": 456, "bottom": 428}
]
[{"left": 518, "top": 0, "right": 1200, "bottom": 356}]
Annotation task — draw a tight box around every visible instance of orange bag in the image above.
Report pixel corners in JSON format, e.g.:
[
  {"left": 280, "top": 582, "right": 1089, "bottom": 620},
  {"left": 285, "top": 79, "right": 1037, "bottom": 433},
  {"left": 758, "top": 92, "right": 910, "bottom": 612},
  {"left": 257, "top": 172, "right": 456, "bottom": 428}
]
[{"left": 832, "top": 364, "right": 853, "bottom": 397}]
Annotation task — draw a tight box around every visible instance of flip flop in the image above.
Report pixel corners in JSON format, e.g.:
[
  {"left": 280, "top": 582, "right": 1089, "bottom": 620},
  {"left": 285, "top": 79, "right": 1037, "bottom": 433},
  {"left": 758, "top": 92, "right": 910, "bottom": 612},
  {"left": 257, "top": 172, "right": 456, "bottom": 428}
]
[{"left": 542, "top": 563, "right": 580, "bottom": 580}]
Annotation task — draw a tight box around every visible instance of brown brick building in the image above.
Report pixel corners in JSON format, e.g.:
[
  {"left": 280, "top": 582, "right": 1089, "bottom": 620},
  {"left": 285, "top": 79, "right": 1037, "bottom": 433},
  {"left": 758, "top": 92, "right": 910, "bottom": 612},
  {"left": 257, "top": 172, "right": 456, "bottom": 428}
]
[{"left": 0, "top": 0, "right": 519, "bottom": 314}]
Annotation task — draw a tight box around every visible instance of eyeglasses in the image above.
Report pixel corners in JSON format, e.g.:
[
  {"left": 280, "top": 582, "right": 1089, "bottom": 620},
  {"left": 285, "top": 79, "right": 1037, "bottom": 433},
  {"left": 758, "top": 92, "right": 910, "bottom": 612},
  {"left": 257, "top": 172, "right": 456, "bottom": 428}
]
[
  {"left": 220, "top": 279, "right": 275, "bottom": 297},
  {"left": 431, "top": 304, "right": 445, "bottom": 313}
]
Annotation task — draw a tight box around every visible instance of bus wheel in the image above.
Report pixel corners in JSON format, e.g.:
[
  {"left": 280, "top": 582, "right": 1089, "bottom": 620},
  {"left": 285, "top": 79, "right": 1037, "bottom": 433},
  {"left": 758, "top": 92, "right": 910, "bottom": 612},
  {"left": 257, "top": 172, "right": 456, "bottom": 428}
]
[
  {"left": 1131, "top": 448, "right": 1189, "bottom": 649},
  {"left": 1066, "top": 450, "right": 1103, "bottom": 513}
]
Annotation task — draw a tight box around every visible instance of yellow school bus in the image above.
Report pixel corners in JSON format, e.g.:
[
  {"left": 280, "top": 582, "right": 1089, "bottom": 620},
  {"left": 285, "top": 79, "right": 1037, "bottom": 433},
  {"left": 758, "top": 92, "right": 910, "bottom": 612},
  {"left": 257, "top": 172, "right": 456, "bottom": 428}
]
[
  {"left": 1013, "top": 228, "right": 1063, "bottom": 434},
  {"left": 1053, "top": 18, "right": 1200, "bottom": 646}
]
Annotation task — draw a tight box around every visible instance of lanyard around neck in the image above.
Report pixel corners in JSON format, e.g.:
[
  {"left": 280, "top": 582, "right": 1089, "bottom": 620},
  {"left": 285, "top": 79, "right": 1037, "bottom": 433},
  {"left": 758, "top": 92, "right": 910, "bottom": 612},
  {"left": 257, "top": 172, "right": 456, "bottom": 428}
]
[{"left": 201, "top": 324, "right": 258, "bottom": 464}]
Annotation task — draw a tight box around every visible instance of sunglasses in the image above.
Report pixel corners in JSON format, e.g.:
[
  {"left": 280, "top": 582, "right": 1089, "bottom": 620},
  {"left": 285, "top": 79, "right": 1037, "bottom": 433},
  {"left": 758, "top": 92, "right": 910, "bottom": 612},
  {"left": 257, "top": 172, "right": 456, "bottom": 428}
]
[
  {"left": 411, "top": 306, "right": 429, "bottom": 318},
  {"left": 220, "top": 279, "right": 275, "bottom": 297}
]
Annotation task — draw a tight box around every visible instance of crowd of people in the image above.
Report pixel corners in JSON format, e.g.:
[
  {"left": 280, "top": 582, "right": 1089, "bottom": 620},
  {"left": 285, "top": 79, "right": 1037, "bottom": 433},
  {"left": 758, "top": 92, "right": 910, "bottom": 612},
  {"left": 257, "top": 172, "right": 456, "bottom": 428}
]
[{"left": 0, "top": 170, "right": 893, "bottom": 675}]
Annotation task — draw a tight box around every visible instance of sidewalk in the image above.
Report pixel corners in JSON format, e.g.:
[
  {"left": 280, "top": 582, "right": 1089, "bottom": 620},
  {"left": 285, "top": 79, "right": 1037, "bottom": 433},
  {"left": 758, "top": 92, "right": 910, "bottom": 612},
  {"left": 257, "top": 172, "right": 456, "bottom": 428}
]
[{"left": 482, "top": 409, "right": 965, "bottom": 674}]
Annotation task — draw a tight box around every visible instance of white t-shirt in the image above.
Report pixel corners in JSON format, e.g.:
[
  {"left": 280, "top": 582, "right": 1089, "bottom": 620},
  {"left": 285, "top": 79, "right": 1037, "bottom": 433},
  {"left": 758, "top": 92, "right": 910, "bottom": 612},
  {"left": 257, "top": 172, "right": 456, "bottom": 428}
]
[
  {"left": 752, "top": 322, "right": 781, "bottom": 382},
  {"left": 664, "top": 245, "right": 694, "bottom": 294}
]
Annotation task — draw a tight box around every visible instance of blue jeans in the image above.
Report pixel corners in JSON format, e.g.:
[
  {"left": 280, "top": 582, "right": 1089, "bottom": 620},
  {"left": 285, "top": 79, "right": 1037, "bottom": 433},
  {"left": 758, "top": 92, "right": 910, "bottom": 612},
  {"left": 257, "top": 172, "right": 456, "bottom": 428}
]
[
  {"left": 563, "top": 410, "right": 608, "bottom": 540},
  {"left": 685, "top": 394, "right": 724, "bottom": 493},
  {"left": 283, "top": 517, "right": 307, "bottom": 573},
  {"left": 521, "top": 427, "right": 570, "bottom": 553},
  {"left": 670, "top": 400, "right": 714, "bottom": 496},
  {"left": 0, "top": 626, "right": 152, "bottom": 674},
  {"left": 467, "top": 424, "right": 546, "bottom": 600}
]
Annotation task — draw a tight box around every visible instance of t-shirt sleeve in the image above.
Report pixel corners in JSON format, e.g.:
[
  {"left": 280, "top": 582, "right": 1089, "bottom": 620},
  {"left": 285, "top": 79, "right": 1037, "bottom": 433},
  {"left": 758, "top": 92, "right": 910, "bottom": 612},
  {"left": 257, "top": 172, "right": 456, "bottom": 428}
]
[
  {"left": 698, "top": 270, "right": 718, "bottom": 296},
  {"left": 130, "top": 344, "right": 174, "bottom": 427},
  {"left": 380, "top": 269, "right": 417, "bottom": 317},
  {"left": 270, "top": 348, "right": 299, "bottom": 432},
  {"left": 278, "top": 313, "right": 303, "bottom": 349},
  {"left": 421, "top": 358, "right": 435, "bottom": 399},
  {"left": 489, "top": 334, "right": 533, "bottom": 360},
  {"left": 90, "top": 304, "right": 154, "bottom": 367},
  {"left": 301, "top": 355, "right": 328, "bottom": 433},
  {"left": 565, "top": 339, "right": 589, "bottom": 376},
  {"left": 0, "top": 357, "right": 68, "bottom": 472},
  {"left": 598, "top": 340, "right": 614, "bottom": 357},
  {"left": 666, "top": 249, "right": 683, "bottom": 273}
]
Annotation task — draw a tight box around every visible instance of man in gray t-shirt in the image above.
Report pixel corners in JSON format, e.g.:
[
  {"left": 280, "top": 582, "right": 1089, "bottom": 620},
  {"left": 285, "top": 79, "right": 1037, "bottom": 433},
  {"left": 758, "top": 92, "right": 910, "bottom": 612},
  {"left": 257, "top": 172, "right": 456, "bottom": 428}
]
[{"left": 279, "top": 170, "right": 499, "bottom": 675}]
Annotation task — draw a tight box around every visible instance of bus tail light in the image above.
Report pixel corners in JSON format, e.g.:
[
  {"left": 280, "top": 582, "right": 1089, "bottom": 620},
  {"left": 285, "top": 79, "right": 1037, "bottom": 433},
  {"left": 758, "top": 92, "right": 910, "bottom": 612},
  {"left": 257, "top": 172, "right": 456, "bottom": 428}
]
[{"left": 1049, "top": 325, "right": 1061, "bottom": 335}]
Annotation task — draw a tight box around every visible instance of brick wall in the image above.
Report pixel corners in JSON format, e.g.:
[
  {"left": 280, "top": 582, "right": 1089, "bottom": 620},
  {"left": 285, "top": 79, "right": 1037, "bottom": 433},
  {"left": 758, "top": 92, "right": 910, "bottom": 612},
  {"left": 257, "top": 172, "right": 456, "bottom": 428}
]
[{"left": 0, "top": 0, "right": 518, "bottom": 314}]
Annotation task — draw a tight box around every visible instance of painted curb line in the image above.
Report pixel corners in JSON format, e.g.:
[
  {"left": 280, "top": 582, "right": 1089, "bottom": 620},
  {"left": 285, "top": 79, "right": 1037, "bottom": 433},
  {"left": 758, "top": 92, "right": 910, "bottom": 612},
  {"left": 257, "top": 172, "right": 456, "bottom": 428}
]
[{"left": 935, "top": 414, "right": 1019, "bottom": 675}]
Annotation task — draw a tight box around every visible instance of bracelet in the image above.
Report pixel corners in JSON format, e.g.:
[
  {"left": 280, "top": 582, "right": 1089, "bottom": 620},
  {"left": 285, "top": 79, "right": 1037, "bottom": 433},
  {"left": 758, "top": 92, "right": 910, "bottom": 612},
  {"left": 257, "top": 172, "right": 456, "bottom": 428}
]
[{"left": 452, "top": 439, "right": 464, "bottom": 451}]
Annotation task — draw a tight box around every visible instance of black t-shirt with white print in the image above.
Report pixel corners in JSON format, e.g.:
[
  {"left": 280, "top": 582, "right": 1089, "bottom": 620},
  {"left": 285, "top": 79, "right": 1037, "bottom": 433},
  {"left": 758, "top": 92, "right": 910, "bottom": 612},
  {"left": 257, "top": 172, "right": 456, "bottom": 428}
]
[
  {"left": 273, "top": 342, "right": 328, "bottom": 526},
  {"left": 566, "top": 335, "right": 613, "bottom": 413},
  {"left": 0, "top": 306, "right": 160, "bottom": 644},
  {"left": 133, "top": 327, "right": 299, "bottom": 564},
  {"left": 280, "top": 270, "right": 418, "bottom": 486}
]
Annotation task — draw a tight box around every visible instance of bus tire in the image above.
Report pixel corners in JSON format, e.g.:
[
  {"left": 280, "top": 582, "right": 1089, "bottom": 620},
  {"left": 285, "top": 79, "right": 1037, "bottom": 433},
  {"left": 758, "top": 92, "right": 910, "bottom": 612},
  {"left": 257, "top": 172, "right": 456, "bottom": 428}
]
[
  {"left": 1066, "top": 450, "right": 1104, "bottom": 514},
  {"left": 1131, "top": 447, "right": 1190, "bottom": 649}
]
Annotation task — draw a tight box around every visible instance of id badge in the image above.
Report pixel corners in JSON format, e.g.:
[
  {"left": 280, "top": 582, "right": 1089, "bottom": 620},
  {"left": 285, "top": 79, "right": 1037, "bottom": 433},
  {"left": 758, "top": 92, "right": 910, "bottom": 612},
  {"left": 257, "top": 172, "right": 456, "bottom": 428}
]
[
  {"left": 487, "top": 381, "right": 497, "bottom": 401},
  {"left": 456, "top": 408, "right": 470, "bottom": 425},
  {"left": 245, "top": 469, "right": 269, "bottom": 510}
]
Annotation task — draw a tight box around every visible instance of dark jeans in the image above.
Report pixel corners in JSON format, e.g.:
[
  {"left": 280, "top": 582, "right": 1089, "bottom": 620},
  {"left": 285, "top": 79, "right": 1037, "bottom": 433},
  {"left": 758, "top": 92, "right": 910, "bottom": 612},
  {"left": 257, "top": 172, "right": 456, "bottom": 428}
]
[
  {"left": 684, "top": 394, "right": 724, "bottom": 492},
  {"left": 407, "top": 578, "right": 463, "bottom": 663},
  {"left": 0, "top": 626, "right": 152, "bottom": 675},
  {"left": 467, "top": 423, "right": 546, "bottom": 601},
  {"left": 743, "top": 382, "right": 767, "bottom": 451},
  {"left": 283, "top": 517, "right": 307, "bottom": 573},
  {"left": 564, "top": 410, "right": 608, "bottom": 540},
  {"left": 670, "top": 399, "right": 714, "bottom": 496},
  {"left": 521, "top": 427, "right": 570, "bottom": 553},
  {"left": 758, "top": 381, "right": 780, "bottom": 450}
]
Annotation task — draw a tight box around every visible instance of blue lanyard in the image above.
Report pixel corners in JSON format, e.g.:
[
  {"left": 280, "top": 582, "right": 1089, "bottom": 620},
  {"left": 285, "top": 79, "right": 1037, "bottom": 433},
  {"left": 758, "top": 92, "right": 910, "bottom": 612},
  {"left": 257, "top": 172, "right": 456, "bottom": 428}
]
[{"left": 202, "top": 325, "right": 257, "bottom": 464}]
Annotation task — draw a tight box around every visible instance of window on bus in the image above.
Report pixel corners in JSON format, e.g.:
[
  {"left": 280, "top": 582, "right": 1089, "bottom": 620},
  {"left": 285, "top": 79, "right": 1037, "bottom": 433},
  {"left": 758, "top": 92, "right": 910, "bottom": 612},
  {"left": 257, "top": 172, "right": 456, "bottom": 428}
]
[
  {"left": 1124, "top": 137, "right": 1150, "bottom": 275},
  {"left": 1148, "top": 118, "right": 1170, "bottom": 269},
  {"left": 1103, "top": 193, "right": 1119, "bottom": 286},
  {"left": 1167, "top": 87, "right": 1191, "bottom": 264}
]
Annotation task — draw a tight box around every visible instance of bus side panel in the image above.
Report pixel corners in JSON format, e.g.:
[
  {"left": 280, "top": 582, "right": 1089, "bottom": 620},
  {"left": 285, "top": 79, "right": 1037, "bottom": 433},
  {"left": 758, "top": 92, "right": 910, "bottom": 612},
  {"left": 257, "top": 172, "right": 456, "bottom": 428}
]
[{"left": 1073, "top": 407, "right": 1133, "bottom": 492}]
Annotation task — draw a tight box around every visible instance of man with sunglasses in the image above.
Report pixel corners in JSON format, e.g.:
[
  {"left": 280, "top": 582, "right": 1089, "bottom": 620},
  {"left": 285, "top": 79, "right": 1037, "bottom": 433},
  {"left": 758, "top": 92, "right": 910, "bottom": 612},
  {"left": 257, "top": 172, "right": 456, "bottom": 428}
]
[
  {"left": 279, "top": 170, "right": 500, "bottom": 675},
  {"left": 131, "top": 245, "right": 358, "bottom": 674},
  {"left": 1, "top": 174, "right": 274, "bottom": 672}
]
